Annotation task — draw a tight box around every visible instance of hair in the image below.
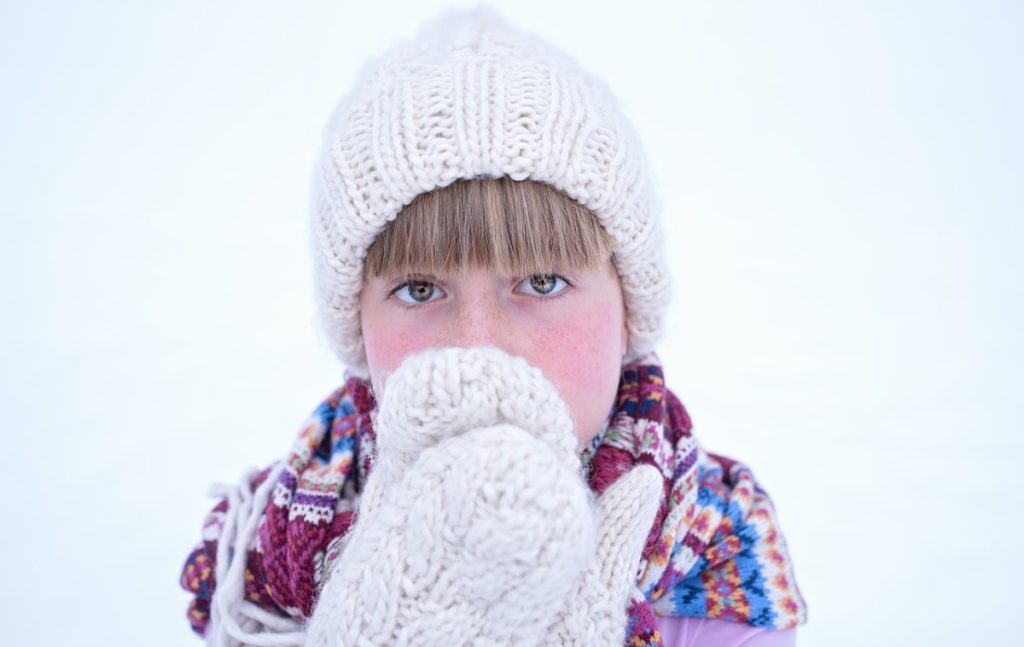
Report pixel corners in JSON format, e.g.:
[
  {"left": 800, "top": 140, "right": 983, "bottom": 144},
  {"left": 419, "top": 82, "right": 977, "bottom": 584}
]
[{"left": 363, "top": 177, "right": 618, "bottom": 280}]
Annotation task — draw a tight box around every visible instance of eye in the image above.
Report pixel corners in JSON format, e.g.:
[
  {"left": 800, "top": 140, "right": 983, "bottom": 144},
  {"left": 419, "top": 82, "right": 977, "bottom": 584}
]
[
  {"left": 517, "top": 273, "right": 570, "bottom": 298},
  {"left": 391, "top": 279, "right": 445, "bottom": 305}
]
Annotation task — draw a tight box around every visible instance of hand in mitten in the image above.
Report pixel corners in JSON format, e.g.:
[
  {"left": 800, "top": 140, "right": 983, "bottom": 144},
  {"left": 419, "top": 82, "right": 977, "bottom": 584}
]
[
  {"left": 304, "top": 346, "right": 599, "bottom": 646},
  {"left": 540, "top": 462, "right": 663, "bottom": 646}
]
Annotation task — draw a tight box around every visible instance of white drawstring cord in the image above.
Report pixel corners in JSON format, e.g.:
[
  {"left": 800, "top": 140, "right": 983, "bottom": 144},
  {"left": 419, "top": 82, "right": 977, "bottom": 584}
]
[{"left": 205, "top": 462, "right": 308, "bottom": 647}]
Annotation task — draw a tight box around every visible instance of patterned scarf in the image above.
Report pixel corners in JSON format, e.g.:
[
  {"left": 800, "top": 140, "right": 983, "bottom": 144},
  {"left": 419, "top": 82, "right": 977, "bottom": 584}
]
[{"left": 180, "top": 353, "right": 807, "bottom": 644}]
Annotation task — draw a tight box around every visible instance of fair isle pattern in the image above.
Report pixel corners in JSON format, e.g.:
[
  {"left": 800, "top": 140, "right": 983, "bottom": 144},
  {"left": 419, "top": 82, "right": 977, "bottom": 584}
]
[
  {"left": 653, "top": 452, "right": 808, "bottom": 626},
  {"left": 261, "top": 380, "right": 375, "bottom": 618},
  {"left": 180, "top": 353, "right": 807, "bottom": 640},
  {"left": 588, "top": 364, "right": 806, "bottom": 630}
]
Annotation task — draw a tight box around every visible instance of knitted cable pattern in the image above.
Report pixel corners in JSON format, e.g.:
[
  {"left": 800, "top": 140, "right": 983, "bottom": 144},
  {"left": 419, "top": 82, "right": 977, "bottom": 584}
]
[{"left": 180, "top": 350, "right": 808, "bottom": 645}]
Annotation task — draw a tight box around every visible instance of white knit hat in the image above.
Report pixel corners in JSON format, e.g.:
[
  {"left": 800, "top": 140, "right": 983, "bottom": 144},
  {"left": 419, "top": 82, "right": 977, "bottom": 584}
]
[{"left": 309, "top": 3, "right": 672, "bottom": 378}]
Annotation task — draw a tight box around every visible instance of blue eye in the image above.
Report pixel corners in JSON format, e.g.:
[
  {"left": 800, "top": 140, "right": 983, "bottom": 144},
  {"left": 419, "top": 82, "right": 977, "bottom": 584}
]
[
  {"left": 393, "top": 279, "right": 444, "bottom": 305},
  {"left": 518, "top": 274, "right": 569, "bottom": 298}
]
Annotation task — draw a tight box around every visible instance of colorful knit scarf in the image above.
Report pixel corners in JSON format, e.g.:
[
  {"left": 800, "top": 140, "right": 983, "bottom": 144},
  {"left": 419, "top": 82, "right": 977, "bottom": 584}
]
[{"left": 180, "top": 353, "right": 807, "bottom": 644}]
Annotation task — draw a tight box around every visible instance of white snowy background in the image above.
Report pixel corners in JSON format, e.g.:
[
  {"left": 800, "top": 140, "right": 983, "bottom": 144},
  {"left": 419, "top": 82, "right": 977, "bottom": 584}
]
[{"left": 1, "top": 1, "right": 1020, "bottom": 645}]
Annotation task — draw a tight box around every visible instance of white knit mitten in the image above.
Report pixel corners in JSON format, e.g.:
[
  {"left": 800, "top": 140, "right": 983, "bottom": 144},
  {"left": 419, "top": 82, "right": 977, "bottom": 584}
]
[
  {"left": 304, "top": 346, "right": 598, "bottom": 646},
  {"left": 540, "top": 462, "right": 663, "bottom": 646}
]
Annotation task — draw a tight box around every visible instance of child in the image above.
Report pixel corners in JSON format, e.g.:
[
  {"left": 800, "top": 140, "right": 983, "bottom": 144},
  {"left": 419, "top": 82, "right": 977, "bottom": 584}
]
[{"left": 180, "top": 5, "right": 808, "bottom": 646}]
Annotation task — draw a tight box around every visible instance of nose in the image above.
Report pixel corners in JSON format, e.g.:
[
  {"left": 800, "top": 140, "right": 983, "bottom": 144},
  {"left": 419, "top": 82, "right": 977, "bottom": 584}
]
[{"left": 440, "top": 292, "right": 513, "bottom": 351}]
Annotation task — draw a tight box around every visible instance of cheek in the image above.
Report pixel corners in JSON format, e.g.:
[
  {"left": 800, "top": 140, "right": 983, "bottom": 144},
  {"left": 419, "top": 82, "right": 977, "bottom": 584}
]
[
  {"left": 361, "top": 312, "right": 433, "bottom": 392},
  {"left": 529, "top": 299, "right": 625, "bottom": 441}
]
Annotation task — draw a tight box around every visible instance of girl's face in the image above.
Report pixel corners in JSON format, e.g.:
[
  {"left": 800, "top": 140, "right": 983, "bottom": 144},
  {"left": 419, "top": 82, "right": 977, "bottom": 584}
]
[{"left": 359, "top": 260, "right": 628, "bottom": 447}]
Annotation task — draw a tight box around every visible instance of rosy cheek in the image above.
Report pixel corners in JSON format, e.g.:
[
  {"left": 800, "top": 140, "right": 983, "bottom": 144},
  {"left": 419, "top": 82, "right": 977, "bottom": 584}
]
[
  {"left": 529, "top": 300, "right": 624, "bottom": 438},
  {"left": 362, "top": 318, "right": 434, "bottom": 389}
]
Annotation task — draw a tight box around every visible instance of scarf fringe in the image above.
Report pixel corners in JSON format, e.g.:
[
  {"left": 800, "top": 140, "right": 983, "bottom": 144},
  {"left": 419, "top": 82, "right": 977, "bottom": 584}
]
[{"left": 203, "top": 463, "right": 307, "bottom": 647}]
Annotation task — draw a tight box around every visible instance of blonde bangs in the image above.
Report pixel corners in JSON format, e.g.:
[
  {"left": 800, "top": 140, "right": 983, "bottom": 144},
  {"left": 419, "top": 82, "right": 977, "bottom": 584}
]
[{"left": 363, "top": 177, "right": 616, "bottom": 280}]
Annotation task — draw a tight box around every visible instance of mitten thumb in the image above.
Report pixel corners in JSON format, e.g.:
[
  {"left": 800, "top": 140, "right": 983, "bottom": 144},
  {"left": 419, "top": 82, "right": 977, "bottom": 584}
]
[
  {"left": 542, "top": 464, "right": 663, "bottom": 646},
  {"left": 593, "top": 464, "right": 663, "bottom": 608}
]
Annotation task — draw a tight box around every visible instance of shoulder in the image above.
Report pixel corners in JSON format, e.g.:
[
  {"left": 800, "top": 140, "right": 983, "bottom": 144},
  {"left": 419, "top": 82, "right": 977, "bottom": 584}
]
[{"left": 655, "top": 614, "right": 798, "bottom": 647}]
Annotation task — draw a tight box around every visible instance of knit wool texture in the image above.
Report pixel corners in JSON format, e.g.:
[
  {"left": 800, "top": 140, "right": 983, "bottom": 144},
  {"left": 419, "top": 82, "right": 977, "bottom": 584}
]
[
  {"left": 180, "top": 350, "right": 809, "bottom": 645},
  {"left": 310, "top": 5, "right": 672, "bottom": 379},
  {"left": 302, "top": 347, "right": 663, "bottom": 645}
]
